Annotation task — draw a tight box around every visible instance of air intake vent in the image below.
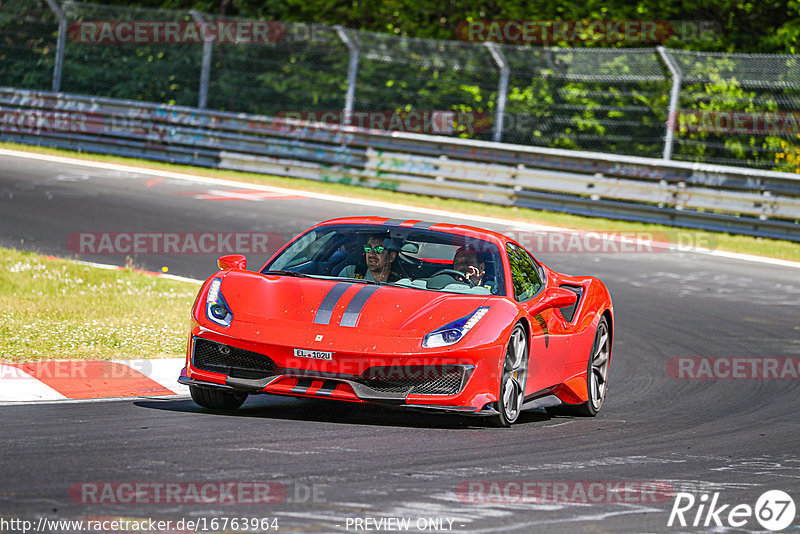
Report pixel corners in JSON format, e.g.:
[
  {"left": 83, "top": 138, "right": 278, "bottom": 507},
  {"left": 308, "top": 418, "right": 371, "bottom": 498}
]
[
  {"left": 559, "top": 284, "right": 584, "bottom": 322},
  {"left": 359, "top": 365, "right": 467, "bottom": 396},
  {"left": 192, "top": 338, "right": 278, "bottom": 379}
]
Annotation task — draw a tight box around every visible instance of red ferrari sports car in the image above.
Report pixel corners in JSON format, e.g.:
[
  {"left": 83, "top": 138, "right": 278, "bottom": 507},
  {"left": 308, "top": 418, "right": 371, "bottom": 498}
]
[{"left": 179, "top": 216, "right": 613, "bottom": 426}]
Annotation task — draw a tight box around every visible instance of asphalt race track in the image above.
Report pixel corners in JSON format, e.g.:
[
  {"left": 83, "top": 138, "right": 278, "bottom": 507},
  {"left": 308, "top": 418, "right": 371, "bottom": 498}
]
[{"left": 1, "top": 150, "right": 799, "bottom": 533}]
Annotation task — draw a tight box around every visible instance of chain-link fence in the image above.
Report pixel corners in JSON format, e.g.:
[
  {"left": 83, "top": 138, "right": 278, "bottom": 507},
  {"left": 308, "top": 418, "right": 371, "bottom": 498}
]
[
  {"left": 0, "top": 0, "right": 59, "bottom": 91},
  {"left": 2, "top": 0, "right": 800, "bottom": 172},
  {"left": 502, "top": 47, "right": 670, "bottom": 156},
  {"left": 668, "top": 50, "right": 800, "bottom": 170}
]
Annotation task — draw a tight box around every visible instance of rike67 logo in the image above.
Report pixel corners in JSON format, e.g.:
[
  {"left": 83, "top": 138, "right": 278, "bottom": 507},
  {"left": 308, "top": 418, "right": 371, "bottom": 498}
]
[{"left": 668, "top": 490, "right": 796, "bottom": 531}]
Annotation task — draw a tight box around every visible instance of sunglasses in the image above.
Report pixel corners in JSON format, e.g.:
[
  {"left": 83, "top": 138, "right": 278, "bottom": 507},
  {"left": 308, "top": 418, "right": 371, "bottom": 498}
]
[{"left": 364, "top": 245, "right": 386, "bottom": 254}]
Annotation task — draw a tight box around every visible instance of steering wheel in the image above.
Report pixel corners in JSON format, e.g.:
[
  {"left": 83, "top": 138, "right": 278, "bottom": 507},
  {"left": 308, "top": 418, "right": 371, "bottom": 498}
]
[{"left": 430, "top": 269, "right": 474, "bottom": 287}]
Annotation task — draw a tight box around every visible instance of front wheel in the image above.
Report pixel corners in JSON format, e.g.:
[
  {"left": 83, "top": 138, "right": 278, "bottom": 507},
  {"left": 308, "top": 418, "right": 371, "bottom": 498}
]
[
  {"left": 490, "top": 323, "right": 528, "bottom": 427},
  {"left": 190, "top": 385, "right": 248, "bottom": 411}
]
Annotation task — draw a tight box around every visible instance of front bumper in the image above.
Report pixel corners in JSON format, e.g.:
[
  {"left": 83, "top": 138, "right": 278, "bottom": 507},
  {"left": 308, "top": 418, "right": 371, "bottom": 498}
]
[{"left": 182, "top": 332, "right": 502, "bottom": 413}]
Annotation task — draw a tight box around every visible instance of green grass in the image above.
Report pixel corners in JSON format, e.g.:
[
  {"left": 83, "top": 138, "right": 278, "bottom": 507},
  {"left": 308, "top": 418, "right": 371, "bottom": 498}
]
[
  {"left": 0, "top": 247, "right": 198, "bottom": 363},
  {"left": 2, "top": 141, "right": 800, "bottom": 262}
]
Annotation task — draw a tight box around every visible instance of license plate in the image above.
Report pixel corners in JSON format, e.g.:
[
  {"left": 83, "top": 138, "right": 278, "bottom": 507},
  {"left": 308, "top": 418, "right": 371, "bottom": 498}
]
[{"left": 293, "top": 348, "right": 333, "bottom": 360}]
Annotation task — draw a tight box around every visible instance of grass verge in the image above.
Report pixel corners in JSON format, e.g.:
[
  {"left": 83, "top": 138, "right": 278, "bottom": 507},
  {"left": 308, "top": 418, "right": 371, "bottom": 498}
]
[
  {"left": 2, "top": 141, "right": 799, "bottom": 262},
  {"left": 0, "top": 247, "right": 198, "bottom": 363}
]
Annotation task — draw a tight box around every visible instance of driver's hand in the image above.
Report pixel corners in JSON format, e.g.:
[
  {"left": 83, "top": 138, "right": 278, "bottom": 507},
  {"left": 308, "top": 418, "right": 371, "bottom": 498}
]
[{"left": 464, "top": 265, "right": 484, "bottom": 284}]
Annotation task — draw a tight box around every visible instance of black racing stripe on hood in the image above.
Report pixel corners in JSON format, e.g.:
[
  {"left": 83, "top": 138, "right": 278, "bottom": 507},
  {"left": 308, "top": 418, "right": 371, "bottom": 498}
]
[
  {"left": 340, "top": 285, "right": 381, "bottom": 327},
  {"left": 314, "top": 282, "right": 351, "bottom": 325}
]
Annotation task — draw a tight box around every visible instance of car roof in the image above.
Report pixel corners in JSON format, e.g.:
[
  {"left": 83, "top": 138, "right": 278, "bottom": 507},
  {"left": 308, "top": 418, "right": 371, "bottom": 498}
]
[{"left": 311, "top": 216, "right": 510, "bottom": 245}]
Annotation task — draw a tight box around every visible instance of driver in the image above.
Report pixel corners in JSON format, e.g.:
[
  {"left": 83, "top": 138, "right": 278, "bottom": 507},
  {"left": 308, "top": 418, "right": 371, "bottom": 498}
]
[
  {"left": 339, "top": 233, "right": 401, "bottom": 282},
  {"left": 453, "top": 245, "right": 486, "bottom": 287}
]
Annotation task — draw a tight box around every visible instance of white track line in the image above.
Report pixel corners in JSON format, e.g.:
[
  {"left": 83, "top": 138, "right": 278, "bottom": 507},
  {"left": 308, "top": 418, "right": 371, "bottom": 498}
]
[
  {"left": 65, "top": 257, "right": 202, "bottom": 284},
  {"left": 2, "top": 147, "right": 799, "bottom": 270}
]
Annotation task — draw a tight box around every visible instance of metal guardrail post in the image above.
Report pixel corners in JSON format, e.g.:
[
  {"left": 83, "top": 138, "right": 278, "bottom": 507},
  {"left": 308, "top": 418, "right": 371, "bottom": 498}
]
[
  {"left": 658, "top": 46, "right": 682, "bottom": 161},
  {"left": 44, "top": 0, "right": 67, "bottom": 92},
  {"left": 335, "top": 26, "right": 359, "bottom": 126},
  {"left": 485, "top": 42, "right": 510, "bottom": 143},
  {"left": 191, "top": 10, "right": 212, "bottom": 109}
]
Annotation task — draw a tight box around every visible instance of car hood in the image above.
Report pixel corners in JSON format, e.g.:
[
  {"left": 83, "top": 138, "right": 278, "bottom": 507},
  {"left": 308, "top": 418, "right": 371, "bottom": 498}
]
[{"left": 216, "top": 271, "right": 491, "bottom": 335}]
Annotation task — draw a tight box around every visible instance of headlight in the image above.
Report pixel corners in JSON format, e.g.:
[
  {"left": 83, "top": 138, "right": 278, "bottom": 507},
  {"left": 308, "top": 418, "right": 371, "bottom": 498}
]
[
  {"left": 205, "top": 278, "right": 233, "bottom": 327},
  {"left": 423, "top": 307, "right": 490, "bottom": 348}
]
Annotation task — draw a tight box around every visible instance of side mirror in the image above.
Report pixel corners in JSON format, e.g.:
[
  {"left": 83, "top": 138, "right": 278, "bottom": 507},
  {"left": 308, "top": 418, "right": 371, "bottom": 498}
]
[
  {"left": 527, "top": 286, "right": 578, "bottom": 316},
  {"left": 400, "top": 242, "right": 420, "bottom": 254},
  {"left": 217, "top": 254, "right": 247, "bottom": 270}
]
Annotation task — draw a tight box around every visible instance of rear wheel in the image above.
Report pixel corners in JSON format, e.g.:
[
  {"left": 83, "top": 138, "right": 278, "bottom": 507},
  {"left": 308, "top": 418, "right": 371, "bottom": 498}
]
[
  {"left": 190, "top": 385, "right": 248, "bottom": 411},
  {"left": 491, "top": 323, "right": 528, "bottom": 427}
]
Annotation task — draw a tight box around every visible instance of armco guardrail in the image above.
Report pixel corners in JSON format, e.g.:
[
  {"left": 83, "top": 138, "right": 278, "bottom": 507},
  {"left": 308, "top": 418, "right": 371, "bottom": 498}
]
[{"left": 1, "top": 87, "right": 799, "bottom": 242}]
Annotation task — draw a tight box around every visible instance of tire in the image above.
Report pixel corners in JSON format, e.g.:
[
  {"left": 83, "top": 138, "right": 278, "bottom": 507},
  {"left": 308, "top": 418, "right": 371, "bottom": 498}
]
[
  {"left": 551, "top": 315, "right": 611, "bottom": 417},
  {"left": 190, "top": 385, "right": 248, "bottom": 411},
  {"left": 490, "top": 323, "right": 528, "bottom": 427}
]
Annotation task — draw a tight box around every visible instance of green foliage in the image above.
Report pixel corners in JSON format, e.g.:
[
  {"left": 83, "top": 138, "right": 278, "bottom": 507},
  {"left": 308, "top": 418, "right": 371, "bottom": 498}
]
[
  {"left": 0, "top": 0, "right": 58, "bottom": 90},
  {"left": 2, "top": 1, "right": 800, "bottom": 171},
  {"left": 97, "top": 0, "right": 799, "bottom": 54}
]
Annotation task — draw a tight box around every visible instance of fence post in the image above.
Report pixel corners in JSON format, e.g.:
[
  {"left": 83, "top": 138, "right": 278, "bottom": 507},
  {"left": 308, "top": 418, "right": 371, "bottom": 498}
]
[
  {"left": 191, "top": 10, "right": 212, "bottom": 109},
  {"left": 657, "top": 46, "right": 682, "bottom": 161},
  {"left": 335, "top": 26, "right": 359, "bottom": 125},
  {"left": 44, "top": 0, "right": 67, "bottom": 92},
  {"left": 485, "top": 42, "right": 509, "bottom": 143}
]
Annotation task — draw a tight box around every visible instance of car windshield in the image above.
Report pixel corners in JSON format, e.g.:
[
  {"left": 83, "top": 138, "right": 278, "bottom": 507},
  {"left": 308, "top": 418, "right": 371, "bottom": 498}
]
[{"left": 263, "top": 224, "right": 506, "bottom": 296}]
